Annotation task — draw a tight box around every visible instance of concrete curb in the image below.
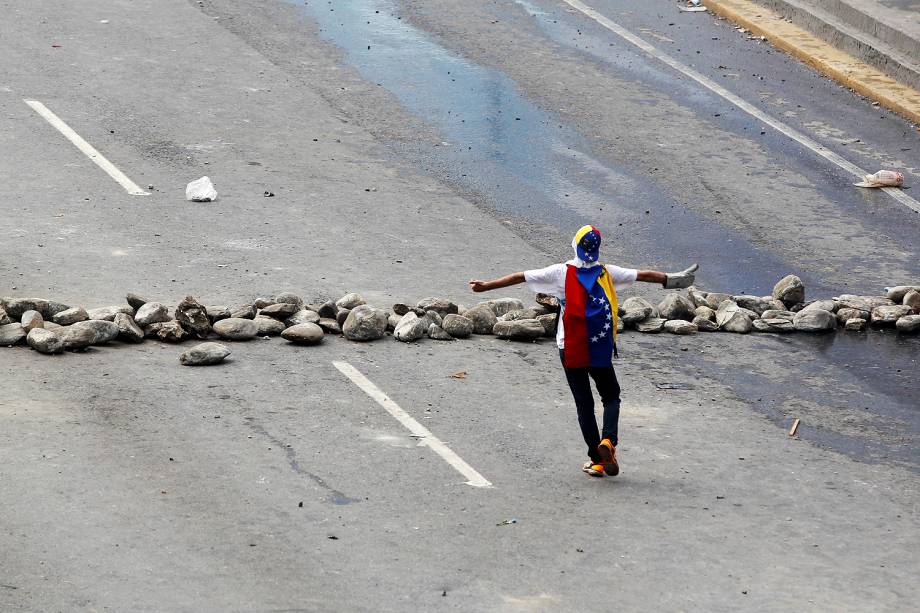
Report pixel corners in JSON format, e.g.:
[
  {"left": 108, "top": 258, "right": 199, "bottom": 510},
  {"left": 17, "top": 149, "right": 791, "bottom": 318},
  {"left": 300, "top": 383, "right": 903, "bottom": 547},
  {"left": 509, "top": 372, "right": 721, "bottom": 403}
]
[{"left": 703, "top": 0, "right": 920, "bottom": 125}]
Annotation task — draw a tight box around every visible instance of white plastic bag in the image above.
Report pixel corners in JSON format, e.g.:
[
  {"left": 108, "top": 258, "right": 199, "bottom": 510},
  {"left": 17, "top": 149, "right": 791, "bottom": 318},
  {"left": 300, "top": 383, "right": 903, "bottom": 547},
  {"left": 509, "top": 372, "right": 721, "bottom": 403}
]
[
  {"left": 854, "top": 170, "right": 904, "bottom": 188},
  {"left": 186, "top": 176, "right": 218, "bottom": 202}
]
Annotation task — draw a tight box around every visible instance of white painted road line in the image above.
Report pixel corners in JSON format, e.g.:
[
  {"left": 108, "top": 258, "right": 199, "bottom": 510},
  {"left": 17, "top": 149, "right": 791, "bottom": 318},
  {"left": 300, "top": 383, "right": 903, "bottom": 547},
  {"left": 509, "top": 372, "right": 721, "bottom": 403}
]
[
  {"left": 24, "top": 99, "right": 150, "bottom": 196},
  {"left": 333, "top": 361, "right": 493, "bottom": 488},
  {"left": 558, "top": 0, "right": 920, "bottom": 215}
]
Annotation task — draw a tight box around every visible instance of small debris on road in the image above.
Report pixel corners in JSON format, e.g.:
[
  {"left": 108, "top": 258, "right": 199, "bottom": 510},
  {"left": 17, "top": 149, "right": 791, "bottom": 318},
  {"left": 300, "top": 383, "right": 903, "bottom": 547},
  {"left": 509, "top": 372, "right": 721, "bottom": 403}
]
[
  {"left": 497, "top": 518, "right": 518, "bottom": 526},
  {"left": 263, "top": 190, "right": 274, "bottom": 197},
  {"left": 789, "top": 418, "right": 801, "bottom": 437},
  {"left": 186, "top": 176, "right": 218, "bottom": 202},
  {"left": 853, "top": 170, "right": 904, "bottom": 188},
  {"left": 449, "top": 371, "right": 467, "bottom": 380}
]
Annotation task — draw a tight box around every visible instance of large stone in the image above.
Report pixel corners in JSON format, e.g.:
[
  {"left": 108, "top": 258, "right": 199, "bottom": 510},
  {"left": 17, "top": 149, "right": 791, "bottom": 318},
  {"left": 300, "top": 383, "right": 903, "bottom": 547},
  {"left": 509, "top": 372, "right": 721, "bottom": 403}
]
[
  {"left": 212, "top": 318, "right": 258, "bottom": 340},
  {"left": 772, "top": 275, "right": 805, "bottom": 306},
  {"left": 259, "top": 302, "right": 300, "bottom": 319},
  {"left": 70, "top": 320, "right": 119, "bottom": 344},
  {"left": 427, "top": 324, "right": 454, "bottom": 341},
  {"left": 1, "top": 298, "right": 49, "bottom": 320},
  {"left": 253, "top": 297, "right": 275, "bottom": 310},
  {"left": 0, "top": 323, "right": 27, "bottom": 346},
  {"left": 285, "top": 309, "right": 321, "bottom": 327},
  {"left": 126, "top": 292, "right": 148, "bottom": 310},
  {"left": 477, "top": 298, "right": 525, "bottom": 317},
  {"left": 43, "top": 301, "right": 71, "bottom": 319},
  {"left": 336, "top": 293, "right": 365, "bottom": 309},
  {"left": 870, "top": 304, "right": 912, "bottom": 327},
  {"left": 392, "top": 303, "right": 412, "bottom": 316},
  {"left": 230, "top": 304, "right": 256, "bottom": 320},
  {"left": 688, "top": 287, "right": 709, "bottom": 309},
  {"left": 343, "top": 305, "right": 388, "bottom": 342},
  {"left": 620, "top": 297, "right": 656, "bottom": 325},
  {"left": 336, "top": 308, "right": 351, "bottom": 327},
  {"left": 145, "top": 321, "right": 186, "bottom": 343},
  {"left": 802, "top": 299, "right": 837, "bottom": 313},
  {"left": 179, "top": 342, "right": 231, "bottom": 366},
  {"left": 493, "top": 319, "right": 545, "bottom": 340},
  {"left": 175, "top": 296, "right": 210, "bottom": 339},
  {"left": 317, "top": 301, "right": 339, "bottom": 318},
  {"left": 21, "top": 310, "right": 44, "bottom": 332},
  {"left": 135, "top": 302, "right": 171, "bottom": 327},
  {"left": 535, "top": 293, "right": 560, "bottom": 309},
  {"left": 895, "top": 314, "right": 920, "bottom": 334},
  {"left": 281, "top": 322, "right": 325, "bottom": 345},
  {"left": 114, "top": 313, "right": 145, "bottom": 343},
  {"left": 0, "top": 308, "right": 10, "bottom": 326},
  {"left": 464, "top": 304, "right": 498, "bottom": 334},
  {"left": 705, "top": 293, "right": 732, "bottom": 310},
  {"left": 636, "top": 318, "right": 666, "bottom": 333},
  {"left": 87, "top": 305, "right": 133, "bottom": 321},
  {"left": 394, "top": 312, "right": 428, "bottom": 342},
  {"left": 760, "top": 309, "right": 795, "bottom": 321},
  {"left": 254, "top": 316, "right": 285, "bottom": 336},
  {"left": 387, "top": 313, "right": 402, "bottom": 332},
  {"left": 423, "top": 310, "right": 443, "bottom": 328},
  {"left": 844, "top": 318, "right": 867, "bottom": 331},
  {"left": 692, "top": 315, "right": 719, "bottom": 331},
  {"left": 53, "top": 307, "right": 89, "bottom": 326},
  {"left": 753, "top": 318, "right": 795, "bottom": 333},
  {"left": 536, "top": 313, "right": 557, "bottom": 337},
  {"left": 273, "top": 292, "right": 304, "bottom": 309},
  {"left": 60, "top": 325, "right": 96, "bottom": 351},
  {"left": 716, "top": 302, "right": 752, "bottom": 333},
  {"left": 793, "top": 309, "right": 836, "bottom": 332},
  {"left": 658, "top": 294, "right": 696, "bottom": 321},
  {"left": 317, "top": 318, "right": 342, "bottom": 334},
  {"left": 44, "top": 322, "right": 62, "bottom": 331},
  {"left": 887, "top": 285, "right": 920, "bottom": 303},
  {"left": 442, "top": 314, "right": 473, "bottom": 338},
  {"left": 835, "top": 307, "right": 869, "bottom": 324},
  {"left": 837, "top": 295, "right": 893, "bottom": 312},
  {"left": 205, "top": 306, "right": 231, "bottom": 323},
  {"left": 694, "top": 305, "right": 716, "bottom": 321},
  {"left": 664, "top": 319, "right": 697, "bottom": 335},
  {"left": 733, "top": 295, "right": 773, "bottom": 316},
  {"left": 903, "top": 290, "right": 920, "bottom": 313},
  {"left": 416, "top": 297, "right": 459, "bottom": 315},
  {"left": 26, "top": 328, "right": 64, "bottom": 354}
]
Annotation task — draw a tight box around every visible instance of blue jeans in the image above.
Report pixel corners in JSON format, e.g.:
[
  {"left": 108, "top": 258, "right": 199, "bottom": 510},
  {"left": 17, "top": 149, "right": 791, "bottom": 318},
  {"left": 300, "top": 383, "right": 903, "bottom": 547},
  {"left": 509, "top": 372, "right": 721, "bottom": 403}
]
[{"left": 560, "top": 349, "right": 621, "bottom": 463}]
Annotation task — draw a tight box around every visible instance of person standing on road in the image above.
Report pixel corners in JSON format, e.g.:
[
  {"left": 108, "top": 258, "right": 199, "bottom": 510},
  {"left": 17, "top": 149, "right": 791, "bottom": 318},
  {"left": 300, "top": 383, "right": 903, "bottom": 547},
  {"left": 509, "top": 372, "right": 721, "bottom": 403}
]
[{"left": 469, "top": 225, "right": 697, "bottom": 478}]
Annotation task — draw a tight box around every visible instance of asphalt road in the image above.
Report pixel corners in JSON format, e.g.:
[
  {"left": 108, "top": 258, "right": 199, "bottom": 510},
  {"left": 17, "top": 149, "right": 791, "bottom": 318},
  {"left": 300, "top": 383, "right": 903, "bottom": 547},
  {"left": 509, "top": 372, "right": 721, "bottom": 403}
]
[{"left": 1, "top": 1, "right": 918, "bottom": 611}]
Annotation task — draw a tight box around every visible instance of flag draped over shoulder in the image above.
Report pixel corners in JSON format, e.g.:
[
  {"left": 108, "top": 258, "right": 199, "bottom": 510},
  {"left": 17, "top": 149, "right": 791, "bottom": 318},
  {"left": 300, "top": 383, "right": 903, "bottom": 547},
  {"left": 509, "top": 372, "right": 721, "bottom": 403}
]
[{"left": 562, "top": 264, "right": 619, "bottom": 368}]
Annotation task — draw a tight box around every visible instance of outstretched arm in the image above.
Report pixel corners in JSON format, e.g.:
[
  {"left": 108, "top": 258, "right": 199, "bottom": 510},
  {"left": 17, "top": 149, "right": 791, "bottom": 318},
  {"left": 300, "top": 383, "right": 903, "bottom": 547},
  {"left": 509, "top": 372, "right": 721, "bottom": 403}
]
[
  {"left": 469, "top": 272, "right": 526, "bottom": 293},
  {"left": 637, "top": 270, "right": 667, "bottom": 285},
  {"left": 637, "top": 264, "right": 699, "bottom": 288}
]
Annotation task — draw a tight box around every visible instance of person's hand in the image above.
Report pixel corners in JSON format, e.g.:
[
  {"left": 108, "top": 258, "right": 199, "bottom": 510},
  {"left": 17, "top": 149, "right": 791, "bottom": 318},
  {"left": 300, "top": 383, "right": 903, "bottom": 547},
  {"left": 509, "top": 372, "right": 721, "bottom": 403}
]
[
  {"left": 469, "top": 279, "right": 489, "bottom": 292},
  {"left": 664, "top": 263, "right": 699, "bottom": 289}
]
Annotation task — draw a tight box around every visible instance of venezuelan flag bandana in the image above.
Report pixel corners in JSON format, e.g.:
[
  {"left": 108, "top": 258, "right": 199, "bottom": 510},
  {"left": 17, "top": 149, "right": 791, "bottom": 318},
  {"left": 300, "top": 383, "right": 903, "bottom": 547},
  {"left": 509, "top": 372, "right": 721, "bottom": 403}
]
[{"left": 562, "top": 226, "right": 619, "bottom": 368}]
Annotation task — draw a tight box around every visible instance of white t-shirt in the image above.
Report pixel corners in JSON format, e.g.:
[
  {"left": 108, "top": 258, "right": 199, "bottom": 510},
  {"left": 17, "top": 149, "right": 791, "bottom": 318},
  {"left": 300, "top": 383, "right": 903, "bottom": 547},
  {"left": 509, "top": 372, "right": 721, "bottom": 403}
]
[{"left": 524, "top": 263, "right": 638, "bottom": 349}]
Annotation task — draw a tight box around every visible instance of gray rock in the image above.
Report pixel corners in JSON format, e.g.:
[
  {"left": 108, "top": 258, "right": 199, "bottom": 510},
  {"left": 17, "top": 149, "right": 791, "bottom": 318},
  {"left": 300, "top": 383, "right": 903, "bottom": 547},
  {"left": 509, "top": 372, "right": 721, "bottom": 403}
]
[
  {"left": 424, "top": 310, "right": 443, "bottom": 327},
  {"left": 205, "top": 306, "right": 231, "bottom": 323},
  {"left": 658, "top": 294, "right": 696, "bottom": 321},
  {"left": 253, "top": 297, "right": 275, "bottom": 310},
  {"left": 259, "top": 302, "right": 300, "bottom": 319},
  {"left": 114, "top": 313, "right": 145, "bottom": 343},
  {"left": 254, "top": 316, "right": 285, "bottom": 336},
  {"left": 887, "top": 285, "right": 920, "bottom": 303},
  {"left": 281, "top": 322, "right": 325, "bottom": 345},
  {"left": 477, "top": 298, "right": 525, "bottom": 317},
  {"left": 53, "top": 307, "right": 89, "bottom": 326},
  {"left": 273, "top": 292, "right": 304, "bottom": 309},
  {"left": 772, "top": 275, "right": 805, "bottom": 306},
  {"left": 135, "top": 302, "right": 171, "bottom": 327},
  {"left": 705, "top": 293, "right": 732, "bottom": 310},
  {"left": 636, "top": 318, "right": 666, "bottom": 333},
  {"left": 428, "top": 324, "right": 454, "bottom": 341},
  {"left": 895, "top": 314, "right": 920, "bottom": 334},
  {"left": 837, "top": 295, "right": 893, "bottom": 312},
  {"left": 535, "top": 313, "right": 557, "bottom": 337},
  {"left": 126, "top": 292, "right": 148, "bottom": 310},
  {"left": 317, "top": 318, "right": 342, "bottom": 334},
  {"left": 870, "top": 304, "right": 912, "bottom": 327},
  {"left": 463, "top": 304, "right": 498, "bottom": 334},
  {"left": 230, "top": 304, "right": 256, "bottom": 320},
  {"left": 69, "top": 320, "right": 119, "bottom": 344},
  {"left": 716, "top": 302, "right": 752, "bottom": 333},
  {"left": 336, "top": 293, "right": 365, "bottom": 310},
  {"left": 394, "top": 312, "right": 428, "bottom": 342},
  {"left": 693, "top": 305, "right": 716, "bottom": 321},
  {"left": 733, "top": 295, "right": 774, "bottom": 316},
  {"left": 343, "top": 305, "right": 388, "bottom": 342},
  {"left": 844, "top": 318, "right": 867, "bottom": 331},
  {"left": 793, "top": 309, "right": 836, "bottom": 332},
  {"left": 442, "top": 314, "right": 473, "bottom": 338},
  {"left": 692, "top": 315, "right": 719, "bottom": 331},
  {"left": 664, "top": 319, "right": 697, "bottom": 335},
  {"left": 620, "top": 297, "right": 656, "bottom": 325},
  {"left": 212, "top": 318, "right": 258, "bottom": 340},
  {"left": 1, "top": 298, "right": 49, "bottom": 320},
  {"left": 179, "top": 342, "right": 231, "bottom": 365},
  {"left": 535, "top": 293, "right": 560, "bottom": 309},
  {"left": 760, "top": 309, "right": 795, "bottom": 321},
  {"left": 835, "top": 307, "right": 869, "bottom": 324},
  {"left": 387, "top": 313, "right": 402, "bottom": 332},
  {"left": 285, "top": 309, "right": 321, "bottom": 328},
  {"left": 753, "top": 318, "right": 795, "bottom": 333},
  {"left": 145, "top": 321, "right": 186, "bottom": 343},
  {"left": 176, "top": 296, "right": 210, "bottom": 339},
  {"left": 392, "top": 303, "right": 412, "bottom": 316},
  {"left": 336, "top": 308, "right": 351, "bottom": 327},
  {"left": 801, "top": 299, "right": 838, "bottom": 314},
  {"left": 27, "top": 328, "right": 64, "bottom": 354},
  {"left": 739, "top": 307, "right": 760, "bottom": 320},
  {"left": 688, "top": 287, "right": 709, "bottom": 309},
  {"left": 317, "top": 301, "right": 339, "bottom": 318},
  {"left": 60, "top": 325, "right": 96, "bottom": 351},
  {"left": 0, "top": 307, "right": 10, "bottom": 326},
  {"left": 43, "top": 301, "right": 71, "bottom": 319},
  {"left": 87, "top": 305, "right": 133, "bottom": 321},
  {"left": 21, "top": 310, "right": 44, "bottom": 332},
  {"left": 44, "top": 322, "right": 62, "bottom": 331},
  {"left": 903, "top": 290, "right": 920, "bottom": 313},
  {"left": 493, "top": 319, "right": 545, "bottom": 340},
  {"left": 0, "top": 323, "right": 27, "bottom": 346},
  {"left": 416, "top": 297, "right": 458, "bottom": 315}
]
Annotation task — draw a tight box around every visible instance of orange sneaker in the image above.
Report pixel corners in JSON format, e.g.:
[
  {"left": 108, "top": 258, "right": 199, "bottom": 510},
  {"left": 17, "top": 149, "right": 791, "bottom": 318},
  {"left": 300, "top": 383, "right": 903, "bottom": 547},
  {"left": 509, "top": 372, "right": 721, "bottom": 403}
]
[
  {"left": 598, "top": 439, "right": 619, "bottom": 476},
  {"left": 582, "top": 460, "right": 605, "bottom": 477}
]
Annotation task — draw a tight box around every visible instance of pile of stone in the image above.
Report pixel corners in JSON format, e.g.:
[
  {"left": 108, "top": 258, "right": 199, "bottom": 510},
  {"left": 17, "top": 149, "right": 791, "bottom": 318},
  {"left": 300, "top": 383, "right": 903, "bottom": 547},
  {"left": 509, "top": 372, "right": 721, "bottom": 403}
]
[{"left": 1, "top": 276, "right": 918, "bottom": 364}]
